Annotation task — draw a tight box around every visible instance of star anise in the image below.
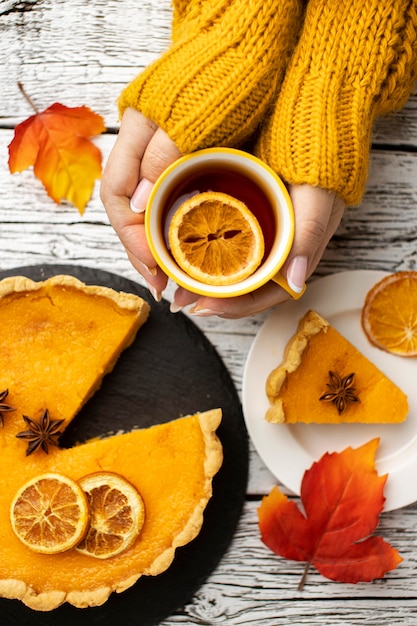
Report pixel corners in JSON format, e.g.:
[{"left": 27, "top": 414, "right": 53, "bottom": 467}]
[
  {"left": 0, "top": 389, "right": 16, "bottom": 427},
  {"left": 16, "top": 409, "right": 65, "bottom": 456},
  {"left": 319, "top": 371, "right": 360, "bottom": 415}
]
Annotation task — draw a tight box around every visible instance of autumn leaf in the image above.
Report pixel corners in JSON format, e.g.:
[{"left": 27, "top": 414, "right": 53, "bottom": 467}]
[
  {"left": 8, "top": 84, "right": 105, "bottom": 214},
  {"left": 258, "top": 439, "right": 402, "bottom": 590}
]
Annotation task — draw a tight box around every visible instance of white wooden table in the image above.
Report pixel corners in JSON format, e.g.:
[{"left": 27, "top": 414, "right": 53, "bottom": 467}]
[{"left": 1, "top": 1, "right": 417, "bottom": 624}]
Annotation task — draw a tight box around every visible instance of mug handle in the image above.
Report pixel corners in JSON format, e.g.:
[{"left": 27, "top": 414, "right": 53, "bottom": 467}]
[{"left": 271, "top": 270, "right": 306, "bottom": 300}]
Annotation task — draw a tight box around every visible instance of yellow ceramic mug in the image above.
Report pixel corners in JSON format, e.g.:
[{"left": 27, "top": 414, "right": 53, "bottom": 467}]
[{"left": 145, "top": 147, "right": 305, "bottom": 299}]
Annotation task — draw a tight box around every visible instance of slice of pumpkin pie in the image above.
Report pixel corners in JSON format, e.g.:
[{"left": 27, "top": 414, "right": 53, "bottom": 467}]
[{"left": 265, "top": 309, "right": 409, "bottom": 424}]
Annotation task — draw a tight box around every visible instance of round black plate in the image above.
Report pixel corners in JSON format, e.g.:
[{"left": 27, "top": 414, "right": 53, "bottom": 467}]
[{"left": 0, "top": 264, "right": 248, "bottom": 626}]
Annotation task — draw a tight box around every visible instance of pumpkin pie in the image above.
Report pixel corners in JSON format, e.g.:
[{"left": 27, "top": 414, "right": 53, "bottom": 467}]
[
  {"left": 265, "top": 309, "right": 409, "bottom": 424},
  {"left": 0, "top": 275, "right": 223, "bottom": 611}
]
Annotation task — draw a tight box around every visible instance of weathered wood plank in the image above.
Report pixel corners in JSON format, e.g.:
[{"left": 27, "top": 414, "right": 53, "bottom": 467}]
[{"left": 373, "top": 97, "right": 417, "bottom": 147}]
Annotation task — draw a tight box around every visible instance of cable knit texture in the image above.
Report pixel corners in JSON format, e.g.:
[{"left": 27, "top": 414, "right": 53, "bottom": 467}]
[
  {"left": 119, "top": 0, "right": 304, "bottom": 153},
  {"left": 257, "top": 0, "right": 417, "bottom": 206}
]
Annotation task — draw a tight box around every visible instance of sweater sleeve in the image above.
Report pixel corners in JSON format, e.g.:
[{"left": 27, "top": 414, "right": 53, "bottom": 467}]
[
  {"left": 118, "top": 0, "right": 304, "bottom": 153},
  {"left": 257, "top": 0, "right": 417, "bottom": 206}
]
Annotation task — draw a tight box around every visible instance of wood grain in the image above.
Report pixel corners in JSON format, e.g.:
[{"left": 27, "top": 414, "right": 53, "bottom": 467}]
[{"left": 1, "top": 1, "right": 417, "bottom": 623}]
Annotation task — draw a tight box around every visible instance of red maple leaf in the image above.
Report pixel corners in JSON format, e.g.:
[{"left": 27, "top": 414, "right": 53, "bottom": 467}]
[
  {"left": 258, "top": 439, "right": 402, "bottom": 590},
  {"left": 8, "top": 84, "right": 105, "bottom": 214}
]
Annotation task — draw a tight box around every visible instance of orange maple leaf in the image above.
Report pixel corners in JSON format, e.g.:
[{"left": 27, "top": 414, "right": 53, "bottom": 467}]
[
  {"left": 8, "top": 86, "right": 105, "bottom": 214},
  {"left": 258, "top": 439, "right": 402, "bottom": 590}
]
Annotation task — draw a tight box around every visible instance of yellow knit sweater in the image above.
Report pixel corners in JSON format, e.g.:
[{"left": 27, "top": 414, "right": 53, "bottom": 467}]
[
  {"left": 257, "top": 0, "right": 417, "bottom": 205},
  {"left": 119, "top": 0, "right": 304, "bottom": 151},
  {"left": 119, "top": 0, "right": 417, "bottom": 206}
]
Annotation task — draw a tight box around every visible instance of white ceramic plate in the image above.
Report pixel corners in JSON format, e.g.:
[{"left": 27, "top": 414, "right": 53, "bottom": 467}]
[{"left": 242, "top": 270, "right": 417, "bottom": 511}]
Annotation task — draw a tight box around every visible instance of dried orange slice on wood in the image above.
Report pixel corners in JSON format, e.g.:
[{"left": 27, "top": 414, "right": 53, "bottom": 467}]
[
  {"left": 75, "top": 472, "right": 145, "bottom": 559},
  {"left": 10, "top": 472, "right": 89, "bottom": 554},
  {"left": 168, "top": 191, "right": 265, "bottom": 286},
  {"left": 361, "top": 271, "right": 417, "bottom": 357}
]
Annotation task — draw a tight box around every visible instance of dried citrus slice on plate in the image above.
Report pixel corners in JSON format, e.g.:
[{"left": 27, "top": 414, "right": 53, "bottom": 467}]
[
  {"left": 10, "top": 472, "right": 89, "bottom": 554},
  {"left": 361, "top": 271, "right": 417, "bottom": 357},
  {"left": 75, "top": 472, "right": 145, "bottom": 559},
  {"left": 168, "top": 191, "right": 265, "bottom": 286}
]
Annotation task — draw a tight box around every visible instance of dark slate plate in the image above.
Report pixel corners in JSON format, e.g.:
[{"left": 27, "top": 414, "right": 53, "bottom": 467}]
[{"left": 0, "top": 264, "right": 248, "bottom": 626}]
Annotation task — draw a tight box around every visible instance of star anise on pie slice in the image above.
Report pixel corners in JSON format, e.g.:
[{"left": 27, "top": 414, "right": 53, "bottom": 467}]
[
  {"left": 319, "top": 371, "right": 360, "bottom": 415},
  {"left": 16, "top": 409, "right": 65, "bottom": 456},
  {"left": 0, "top": 389, "right": 16, "bottom": 427}
]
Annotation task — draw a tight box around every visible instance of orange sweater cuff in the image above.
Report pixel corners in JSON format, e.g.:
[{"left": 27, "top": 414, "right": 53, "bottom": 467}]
[
  {"left": 119, "top": 0, "right": 304, "bottom": 154},
  {"left": 257, "top": 0, "right": 417, "bottom": 206}
]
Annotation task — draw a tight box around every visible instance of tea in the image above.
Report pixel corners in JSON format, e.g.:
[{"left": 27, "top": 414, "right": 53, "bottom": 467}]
[{"left": 162, "top": 165, "right": 276, "bottom": 260}]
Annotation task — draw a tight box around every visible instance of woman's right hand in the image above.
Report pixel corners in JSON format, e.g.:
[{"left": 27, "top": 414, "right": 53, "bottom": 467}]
[{"left": 100, "top": 107, "right": 182, "bottom": 301}]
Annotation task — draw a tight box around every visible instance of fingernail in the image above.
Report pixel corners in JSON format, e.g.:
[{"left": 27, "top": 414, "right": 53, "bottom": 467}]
[
  {"left": 137, "top": 260, "right": 157, "bottom": 277},
  {"left": 286, "top": 256, "right": 308, "bottom": 294},
  {"left": 145, "top": 280, "right": 162, "bottom": 302},
  {"left": 170, "top": 301, "right": 184, "bottom": 313},
  {"left": 189, "top": 305, "right": 224, "bottom": 317},
  {"left": 130, "top": 178, "right": 154, "bottom": 213}
]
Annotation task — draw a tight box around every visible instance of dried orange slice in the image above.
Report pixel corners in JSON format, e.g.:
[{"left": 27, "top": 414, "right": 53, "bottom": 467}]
[
  {"left": 361, "top": 271, "right": 417, "bottom": 357},
  {"left": 75, "top": 472, "right": 145, "bottom": 559},
  {"left": 168, "top": 191, "right": 265, "bottom": 286},
  {"left": 10, "top": 472, "right": 89, "bottom": 554}
]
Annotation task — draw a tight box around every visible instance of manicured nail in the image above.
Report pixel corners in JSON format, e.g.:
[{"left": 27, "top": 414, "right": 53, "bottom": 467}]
[
  {"left": 286, "top": 256, "right": 308, "bottom": 294},
  {"left": 145, "top": 281, "right": 162, "bottom": 302},
  {"left": 130, "top": 178, "right": 154, "bottom": 213},
  {"left": 189, "top": 305, "right": 224, "bottom": 317},
  {"left": 170, "top": 301, "right": 184, "bottom": 313},
  {"left": 137, "top": 260, "right": 157, "bottom": 277}
]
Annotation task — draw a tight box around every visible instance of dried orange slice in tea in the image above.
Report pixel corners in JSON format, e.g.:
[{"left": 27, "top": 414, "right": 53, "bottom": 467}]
[
  {"left": 361, "top": 271, "right": 417, "bottom": 357},
  {"left": 10, "top": 472, "right": 89, "bottom": 554},
  {"left": 75, "top": 472, "right": 145, "bottom": 559},
  {"left": 168, "top": 191, "right": 265, "bottom": 286}
]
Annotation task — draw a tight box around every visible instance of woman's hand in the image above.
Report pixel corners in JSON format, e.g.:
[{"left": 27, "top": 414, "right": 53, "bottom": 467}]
[
  {"left": 171, "top": 184, "right": 345, "bottom": 318},
  {"left": 100, "top": 108, "right": 181, "bottom": 300}
]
